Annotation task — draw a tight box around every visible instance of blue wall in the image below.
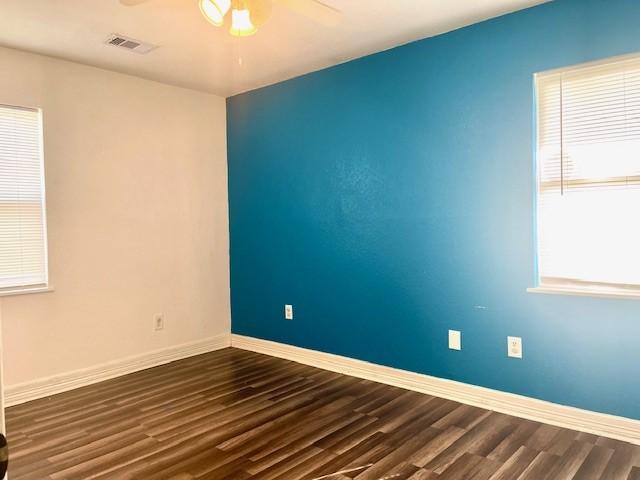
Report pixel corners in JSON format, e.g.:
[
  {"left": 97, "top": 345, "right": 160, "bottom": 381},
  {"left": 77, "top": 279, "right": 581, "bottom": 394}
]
[{"left": 227, "top": 0, "right": 640, "bottom": 420}]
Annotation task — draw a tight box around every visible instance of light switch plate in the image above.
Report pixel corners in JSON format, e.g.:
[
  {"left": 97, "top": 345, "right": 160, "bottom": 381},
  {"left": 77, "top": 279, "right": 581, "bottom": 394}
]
[
  {"left": 508, "top": 336, "right": 523, "bottom": 358},
  {"left": 285, "top": 304, "right": 293, "bottom": 320},
  {"left": 448, "top": 330, "right": 461, "bottom": 351}
]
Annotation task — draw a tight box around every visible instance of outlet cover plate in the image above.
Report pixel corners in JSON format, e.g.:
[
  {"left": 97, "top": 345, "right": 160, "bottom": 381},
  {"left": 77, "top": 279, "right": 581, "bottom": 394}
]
[{"left": 508, "top": 336, "right": 522, "bottom": 358}]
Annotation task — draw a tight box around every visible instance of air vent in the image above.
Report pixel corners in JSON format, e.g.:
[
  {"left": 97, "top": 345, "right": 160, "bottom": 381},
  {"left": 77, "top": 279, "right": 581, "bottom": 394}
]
[{"left": 105, "top": 34, "right": 157, "bottom": 54}]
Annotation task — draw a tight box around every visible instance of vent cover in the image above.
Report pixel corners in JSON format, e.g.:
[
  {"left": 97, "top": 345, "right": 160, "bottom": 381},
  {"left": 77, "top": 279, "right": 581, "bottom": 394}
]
[{"left": 105, "top": 34, "right": 157, "bottom": 54}]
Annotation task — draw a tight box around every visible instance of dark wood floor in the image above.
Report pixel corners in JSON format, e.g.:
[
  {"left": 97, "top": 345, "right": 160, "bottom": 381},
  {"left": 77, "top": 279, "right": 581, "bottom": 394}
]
[{"left": 6, "top": 348, "right": 640, "bottom": 480}]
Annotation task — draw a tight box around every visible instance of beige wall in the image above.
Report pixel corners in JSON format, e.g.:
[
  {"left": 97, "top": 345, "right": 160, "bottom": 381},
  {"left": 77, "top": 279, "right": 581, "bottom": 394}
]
[{"left": 0, "top": 46, "right": 230, "bottom": 387}]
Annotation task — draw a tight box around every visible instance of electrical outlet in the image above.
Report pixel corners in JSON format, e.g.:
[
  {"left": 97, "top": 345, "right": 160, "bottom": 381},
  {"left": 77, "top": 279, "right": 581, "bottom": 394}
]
[
  {"left": 508, "top": 336, "right": 522, "bottom": 358},
  {"left": 284, "top": 304, "right": 293, "bottom": 320},
  {"left": 448, "top": 330, "right": 461, "bottom": 350},
  {"left": 154, "top": 314, "right": 164, "bottom": 331}
]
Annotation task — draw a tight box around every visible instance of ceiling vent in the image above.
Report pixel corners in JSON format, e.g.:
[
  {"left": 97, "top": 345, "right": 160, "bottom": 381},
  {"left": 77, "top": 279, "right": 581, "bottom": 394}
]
[{"left": 105, "top": 34, "right": 157, "bottom": 54}]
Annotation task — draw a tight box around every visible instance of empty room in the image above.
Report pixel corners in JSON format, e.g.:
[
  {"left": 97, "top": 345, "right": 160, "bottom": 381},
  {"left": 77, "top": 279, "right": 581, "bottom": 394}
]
[{"left": 0, "top": 0, "right": 639, "bottom": 478}]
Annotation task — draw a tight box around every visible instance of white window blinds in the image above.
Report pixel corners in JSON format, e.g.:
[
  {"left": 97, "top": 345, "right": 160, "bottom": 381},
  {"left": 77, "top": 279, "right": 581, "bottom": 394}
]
[
  {"left": 535, "top": 55, "right": 640, "bottom": 293},
  {"left": 0, "top": 105, "right": 48, "bottom": 290}
]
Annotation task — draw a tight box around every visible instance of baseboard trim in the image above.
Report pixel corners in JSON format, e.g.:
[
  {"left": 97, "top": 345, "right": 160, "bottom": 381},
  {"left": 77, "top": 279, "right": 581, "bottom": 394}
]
[
  {"left": 5, "top": 333, "right": 231, "bottom": 407},
  {"left": 231, "top": 334, "right": 640, "bottom": 446}
]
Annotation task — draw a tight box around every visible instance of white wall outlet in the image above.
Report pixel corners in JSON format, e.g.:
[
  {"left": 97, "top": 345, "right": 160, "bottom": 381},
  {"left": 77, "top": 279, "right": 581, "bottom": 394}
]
[
  {"left": 508, "top": 336, "right": 522, "bottom": 358},
  {"left": 154, "top": 314, "right": 164, "bottom": 331},
  {"left": 284, "top": 304, "right": 293, "bottom": 320},
  {"left": 448, "top": 330, "right": 462, "bottom": 350}
]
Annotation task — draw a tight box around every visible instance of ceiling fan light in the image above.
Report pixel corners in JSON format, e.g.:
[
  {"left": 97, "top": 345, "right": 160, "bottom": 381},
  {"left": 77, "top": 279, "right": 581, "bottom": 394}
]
[
  {"left": 199, "top": 0, "right": 231, "bottom": 26},
  {"left": 229, "top": 8, "right": 257, "bottom": 36}
]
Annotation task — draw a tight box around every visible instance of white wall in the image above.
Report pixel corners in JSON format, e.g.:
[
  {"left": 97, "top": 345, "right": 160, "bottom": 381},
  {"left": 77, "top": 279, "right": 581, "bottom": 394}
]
[{"left": 0, "top": 46, "right": 230, "bottom": 387}]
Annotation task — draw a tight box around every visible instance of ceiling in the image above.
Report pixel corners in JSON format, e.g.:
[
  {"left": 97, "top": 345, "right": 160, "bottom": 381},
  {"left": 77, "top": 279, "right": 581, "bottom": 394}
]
[{"left": 0, "top": 0, "right": 549, "bottom": 97}]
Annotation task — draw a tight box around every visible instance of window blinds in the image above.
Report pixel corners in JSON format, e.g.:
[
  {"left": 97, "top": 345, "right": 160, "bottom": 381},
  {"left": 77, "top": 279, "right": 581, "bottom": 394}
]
[
  {"left": 536, "top": 56, "right": 640, "bottom": 290},
  {"left": 0, "top": 105, "right": 48, "bottom": 290}
]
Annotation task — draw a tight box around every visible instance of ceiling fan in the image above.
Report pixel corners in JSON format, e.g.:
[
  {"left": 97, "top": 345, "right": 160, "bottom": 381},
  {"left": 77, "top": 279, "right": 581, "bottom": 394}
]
[{"left": 119, "top": 0, "right": 341, "bottom": 37}]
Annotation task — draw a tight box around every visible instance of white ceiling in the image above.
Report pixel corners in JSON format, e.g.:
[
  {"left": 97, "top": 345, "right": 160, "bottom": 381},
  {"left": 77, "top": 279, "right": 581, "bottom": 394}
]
[{"left": 0, "top": 0, "right": 548, "bottom": 97}]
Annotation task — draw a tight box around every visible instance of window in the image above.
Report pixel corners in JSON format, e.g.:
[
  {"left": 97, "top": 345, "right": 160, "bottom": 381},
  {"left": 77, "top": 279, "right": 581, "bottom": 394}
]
[
  {"left": 0, "top": 105, "right": 48, "bottom": 291},
  {"left": 533, "top": 55, "right": 640, "bottom": 298}
]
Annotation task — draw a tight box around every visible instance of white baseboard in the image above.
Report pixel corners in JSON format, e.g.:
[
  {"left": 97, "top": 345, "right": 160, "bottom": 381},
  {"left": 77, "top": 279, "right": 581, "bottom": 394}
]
[
  {"left": 231, "top": 334, "right": 640, "bottom": 446},
  {"left": 5, "top": 333, "right": 231, "bottom": 407}
]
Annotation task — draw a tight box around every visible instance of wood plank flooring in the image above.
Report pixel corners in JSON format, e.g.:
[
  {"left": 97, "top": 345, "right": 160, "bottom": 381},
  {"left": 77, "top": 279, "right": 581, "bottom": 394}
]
[{"left": 6, "top": 348, "right": 640, "bottom": 479}]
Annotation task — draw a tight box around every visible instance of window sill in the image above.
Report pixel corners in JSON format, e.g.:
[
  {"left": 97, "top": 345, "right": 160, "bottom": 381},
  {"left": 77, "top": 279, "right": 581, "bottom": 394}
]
[
  {"left": 527, "top": 286, "right": 640, "bottom": 301},
  {"left": 0, "top": 286, "right": 54, "bottom": 298}
]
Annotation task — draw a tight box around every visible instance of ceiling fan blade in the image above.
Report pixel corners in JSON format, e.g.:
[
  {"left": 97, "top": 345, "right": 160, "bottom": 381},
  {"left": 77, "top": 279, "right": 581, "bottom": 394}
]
[
  {"left": 275, "top": 0, "right": 341, "bottom": 27},
  {"left": 119, "top": 0, "right": 151, "bottom": 6}
]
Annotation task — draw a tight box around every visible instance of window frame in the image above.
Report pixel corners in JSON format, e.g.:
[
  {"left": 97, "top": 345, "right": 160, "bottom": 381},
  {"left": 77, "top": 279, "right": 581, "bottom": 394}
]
[
  {"left": 529, "top": 53, "right": 640, "bottom": 300},
  {"left": 0, "top": 103, "right": 51, "bottom": 295}
]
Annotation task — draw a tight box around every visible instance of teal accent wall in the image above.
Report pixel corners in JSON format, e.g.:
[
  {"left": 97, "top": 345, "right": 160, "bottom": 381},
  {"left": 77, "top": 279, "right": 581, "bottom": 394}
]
[{"left": 227, "top": 0, "right": 640, "bottom": 420}]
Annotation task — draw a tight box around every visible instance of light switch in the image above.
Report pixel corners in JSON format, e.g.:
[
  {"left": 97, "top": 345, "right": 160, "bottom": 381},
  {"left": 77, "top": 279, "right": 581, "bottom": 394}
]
[
  {"left": 449, "top": 330, "right": 461, "bottom": 351},
  {"left": 285, "top": 304, "right": 293, "bottom": 320}
]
